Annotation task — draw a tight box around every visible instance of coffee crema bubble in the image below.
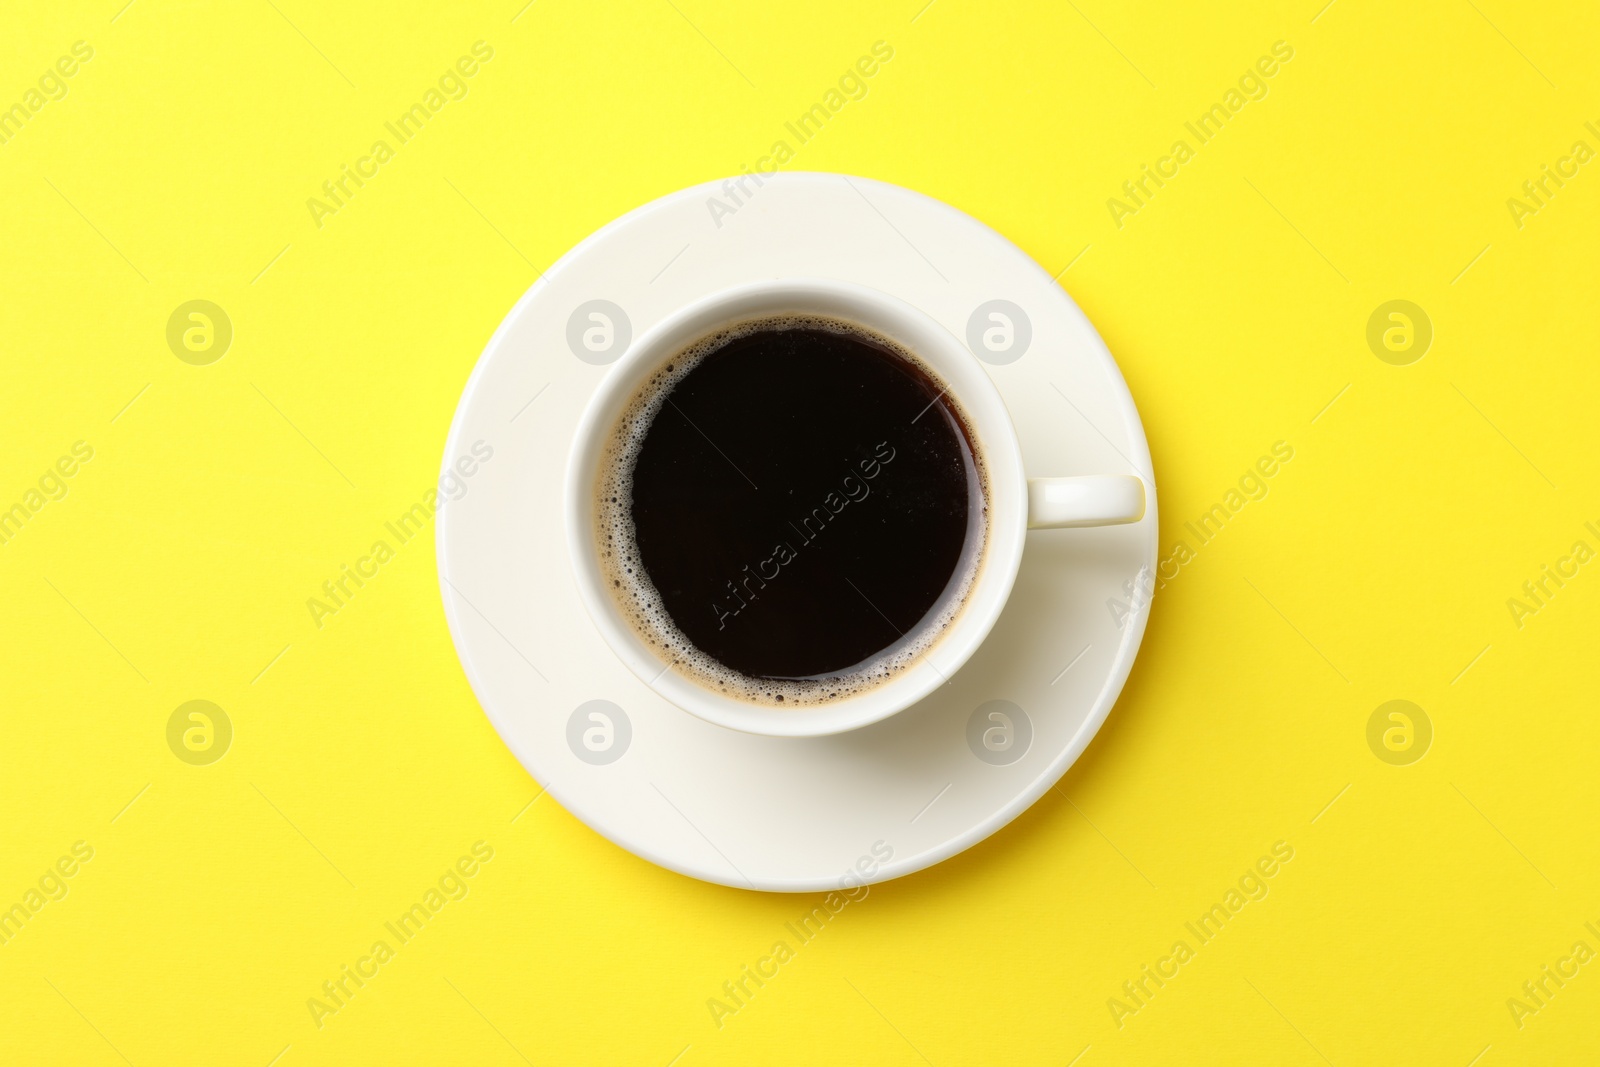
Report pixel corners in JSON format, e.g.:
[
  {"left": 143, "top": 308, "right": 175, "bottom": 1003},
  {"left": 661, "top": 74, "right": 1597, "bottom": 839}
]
[{"left": 595, "top": 314, "right": 988, "bottom": 707}]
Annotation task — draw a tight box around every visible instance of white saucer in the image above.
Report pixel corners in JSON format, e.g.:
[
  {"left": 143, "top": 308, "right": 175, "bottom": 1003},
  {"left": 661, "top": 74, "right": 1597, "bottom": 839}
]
[{"left": 437, "top": 173, "right": 1157, "bottom": 892}]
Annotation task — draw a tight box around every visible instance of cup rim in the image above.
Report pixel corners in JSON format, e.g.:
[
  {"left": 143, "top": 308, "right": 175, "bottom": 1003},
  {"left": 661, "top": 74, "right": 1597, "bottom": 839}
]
[{"left": 563, "top": 277, "right": 1027, "bottom": 737}]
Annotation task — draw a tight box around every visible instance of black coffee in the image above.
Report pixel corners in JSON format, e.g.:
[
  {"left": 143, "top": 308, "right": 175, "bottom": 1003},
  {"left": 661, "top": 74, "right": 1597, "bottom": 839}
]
[{"left": 597, "top": 316, "right": 986, "bottom": 706}]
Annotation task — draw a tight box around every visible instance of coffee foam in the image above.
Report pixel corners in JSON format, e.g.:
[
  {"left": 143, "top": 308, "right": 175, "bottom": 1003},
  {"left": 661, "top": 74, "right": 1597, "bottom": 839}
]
[{"left": 595, "top": 314, "right": 988, "bottom": 707}]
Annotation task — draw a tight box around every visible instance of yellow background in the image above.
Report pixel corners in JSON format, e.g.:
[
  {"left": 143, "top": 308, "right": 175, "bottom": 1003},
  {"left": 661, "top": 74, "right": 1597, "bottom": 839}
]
[{"left": 3, "top": 0, "right": 1597, "bottom": 1063}]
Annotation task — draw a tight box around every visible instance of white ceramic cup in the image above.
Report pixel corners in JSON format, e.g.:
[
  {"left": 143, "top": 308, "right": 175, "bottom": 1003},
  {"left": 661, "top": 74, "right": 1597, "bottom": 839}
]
[{"left": 565, "top": 279, "right": 1145, "bottom": 737}]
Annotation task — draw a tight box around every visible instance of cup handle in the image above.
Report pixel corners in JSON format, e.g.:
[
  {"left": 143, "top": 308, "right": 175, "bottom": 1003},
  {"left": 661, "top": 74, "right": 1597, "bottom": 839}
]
[{"left": 1026, "top": 475, "right": 1146, "bottom": 529}]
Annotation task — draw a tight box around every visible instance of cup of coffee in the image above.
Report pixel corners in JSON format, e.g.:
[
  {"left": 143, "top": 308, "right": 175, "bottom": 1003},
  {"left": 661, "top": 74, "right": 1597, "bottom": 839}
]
[{"left": 565, "top": 279, "right": 1145, "bottom": 737}]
